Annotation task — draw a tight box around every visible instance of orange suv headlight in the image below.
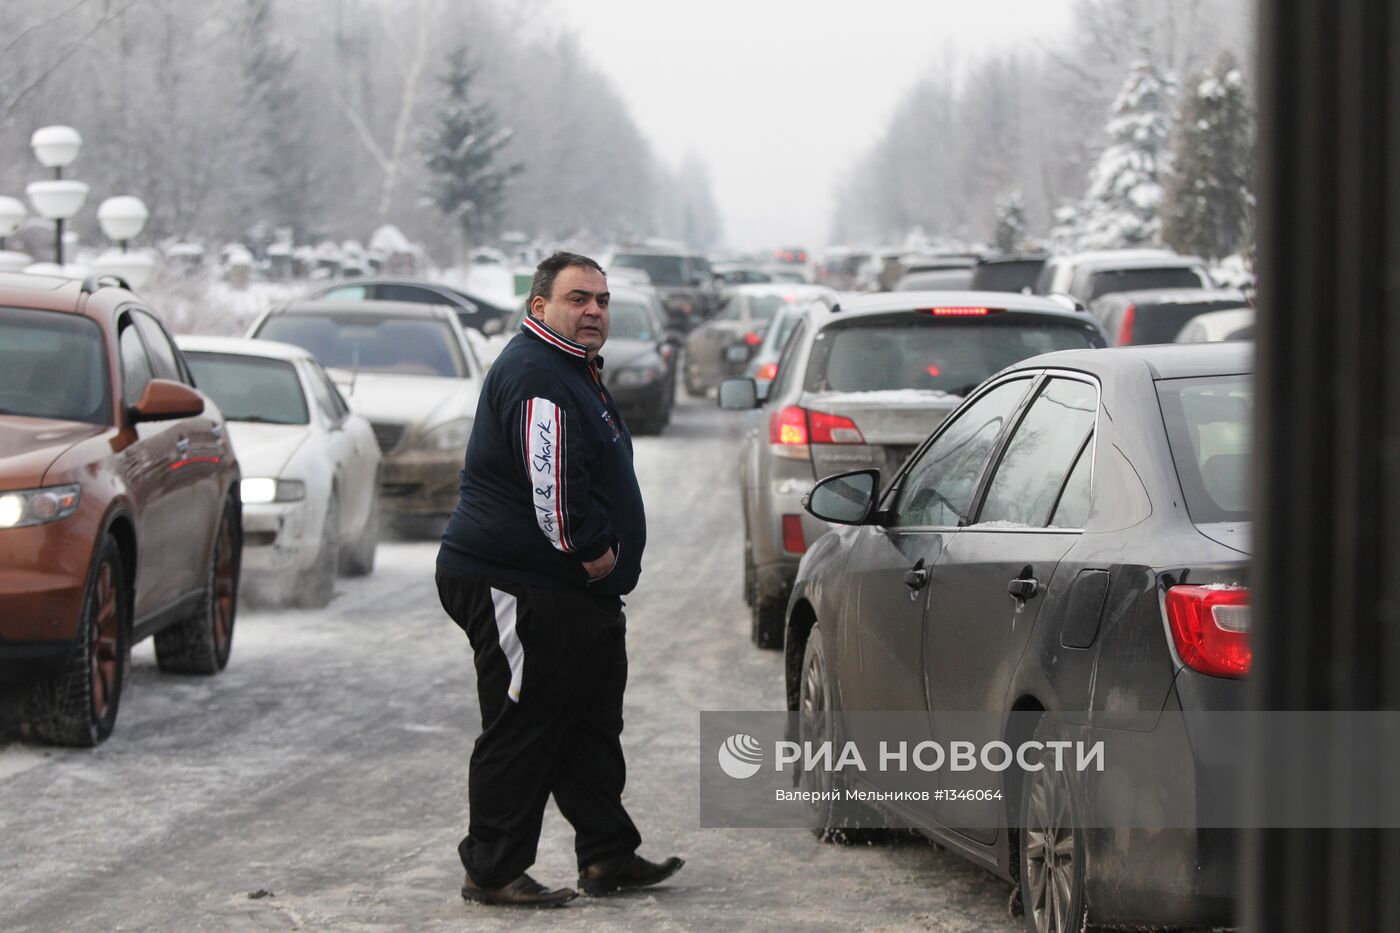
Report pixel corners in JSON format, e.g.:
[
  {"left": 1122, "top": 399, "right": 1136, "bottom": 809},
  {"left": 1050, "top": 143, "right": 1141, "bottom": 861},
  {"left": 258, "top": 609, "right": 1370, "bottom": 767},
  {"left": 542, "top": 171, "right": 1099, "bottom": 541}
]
[{"left": 0, "top": 484, "right": 81, "bottom": 528}]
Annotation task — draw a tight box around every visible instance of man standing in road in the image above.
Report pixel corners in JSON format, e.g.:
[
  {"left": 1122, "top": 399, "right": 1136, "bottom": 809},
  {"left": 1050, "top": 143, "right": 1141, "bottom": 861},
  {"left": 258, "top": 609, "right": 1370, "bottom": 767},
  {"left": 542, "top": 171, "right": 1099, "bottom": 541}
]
[{"left": 436, "top": 251, "right": 683, "bottom": 908}]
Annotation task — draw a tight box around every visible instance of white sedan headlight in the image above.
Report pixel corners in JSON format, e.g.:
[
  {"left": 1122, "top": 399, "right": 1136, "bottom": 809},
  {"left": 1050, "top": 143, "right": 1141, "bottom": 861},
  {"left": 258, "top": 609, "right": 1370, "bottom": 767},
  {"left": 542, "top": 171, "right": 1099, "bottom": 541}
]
[
  {"left": 240, "top": 478, "right": 306, "bottom": 504},
  {"left": 0, "top": 484, "right": 80, "bottom": 528},
  {"left": 417, "top": 417, "right": 474, "bottom": 451}
]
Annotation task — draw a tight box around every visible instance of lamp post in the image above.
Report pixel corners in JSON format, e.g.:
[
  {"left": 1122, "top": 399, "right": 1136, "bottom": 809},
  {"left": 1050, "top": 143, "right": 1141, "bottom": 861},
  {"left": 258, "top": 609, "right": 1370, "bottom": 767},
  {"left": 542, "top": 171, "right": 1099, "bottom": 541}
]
[
  {"left": 0, "top": 196, "right": 28, "bottom": 273},
  {"left": 0, "top": 196, "right": 25, "bottom": 252},
  {"left": 25, "top": 126, "right": 88, "bottom": 268}
]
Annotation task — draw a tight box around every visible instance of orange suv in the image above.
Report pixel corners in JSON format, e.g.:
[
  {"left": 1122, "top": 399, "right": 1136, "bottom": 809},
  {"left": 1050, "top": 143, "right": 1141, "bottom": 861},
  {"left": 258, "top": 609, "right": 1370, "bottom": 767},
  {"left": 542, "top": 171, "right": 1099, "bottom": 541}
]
[{"left": 0, "top": 272, "right": 242, "bottom": 746}]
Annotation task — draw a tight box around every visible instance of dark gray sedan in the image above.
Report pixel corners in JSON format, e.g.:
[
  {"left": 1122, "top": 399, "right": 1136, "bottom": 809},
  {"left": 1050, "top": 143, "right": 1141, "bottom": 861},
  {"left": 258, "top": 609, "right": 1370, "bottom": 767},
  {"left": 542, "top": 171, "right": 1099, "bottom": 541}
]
[{"left": 790, "top": 342, "right": 1251, "bottom": 932}]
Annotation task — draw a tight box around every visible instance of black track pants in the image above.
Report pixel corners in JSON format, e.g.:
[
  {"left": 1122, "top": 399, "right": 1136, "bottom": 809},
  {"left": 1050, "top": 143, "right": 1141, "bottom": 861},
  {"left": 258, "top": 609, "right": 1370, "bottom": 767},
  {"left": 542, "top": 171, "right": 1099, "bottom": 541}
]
[{"left": 435, "top": 568, "right": 642, "bottom": 889}]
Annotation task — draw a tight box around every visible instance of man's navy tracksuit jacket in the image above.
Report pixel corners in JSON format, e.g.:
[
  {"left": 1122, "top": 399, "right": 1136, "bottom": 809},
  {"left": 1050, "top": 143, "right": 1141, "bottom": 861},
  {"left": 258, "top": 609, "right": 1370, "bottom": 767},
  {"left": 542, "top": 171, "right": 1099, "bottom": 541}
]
[{"left": 436, "top": 315, "right": 648, "bottom": 888}]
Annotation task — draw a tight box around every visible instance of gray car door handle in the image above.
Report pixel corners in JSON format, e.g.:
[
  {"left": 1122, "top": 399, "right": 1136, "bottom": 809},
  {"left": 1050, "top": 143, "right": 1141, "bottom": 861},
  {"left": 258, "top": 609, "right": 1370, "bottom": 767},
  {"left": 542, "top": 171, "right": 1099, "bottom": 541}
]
[
  {"left": 1008, "top": 576, "right": 1040, "bottom": 600},
  {"left": 904, "top": 566, "right": 929, "bottom": 590}
]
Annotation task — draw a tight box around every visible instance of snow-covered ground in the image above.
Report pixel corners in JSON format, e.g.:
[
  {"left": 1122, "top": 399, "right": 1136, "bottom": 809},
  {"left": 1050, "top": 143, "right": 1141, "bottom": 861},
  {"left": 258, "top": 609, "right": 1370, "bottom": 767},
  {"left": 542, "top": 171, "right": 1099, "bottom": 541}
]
[{"left": 0, "top": 390, "right": 1018, "bottom": 932}]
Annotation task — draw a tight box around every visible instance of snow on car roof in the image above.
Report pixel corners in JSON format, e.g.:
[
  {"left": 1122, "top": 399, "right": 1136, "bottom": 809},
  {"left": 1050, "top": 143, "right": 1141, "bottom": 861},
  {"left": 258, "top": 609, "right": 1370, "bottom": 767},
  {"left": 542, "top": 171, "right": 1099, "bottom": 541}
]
[
  {"left": 832, "top": 290, "right": 1088, "bottom": 321},
  {"left": 723, "top": 283, "right": 833, "bottom": 297},
  {"left": 277, "top": 299, "right": 455, "bottom": 319},
  {"left": 1012, "top": 341, "right": 1253, "bottom": 380},
  {"left": 176, "top": 334, "right": 314, "bottom": 361}
]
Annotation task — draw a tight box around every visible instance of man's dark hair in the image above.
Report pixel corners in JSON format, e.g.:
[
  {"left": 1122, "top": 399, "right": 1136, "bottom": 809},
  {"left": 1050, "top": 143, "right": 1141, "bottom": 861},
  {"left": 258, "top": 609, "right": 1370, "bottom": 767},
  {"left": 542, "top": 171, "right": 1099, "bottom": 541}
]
[{"left": 529, "top": 251, "right": 604, "bottom": 305}]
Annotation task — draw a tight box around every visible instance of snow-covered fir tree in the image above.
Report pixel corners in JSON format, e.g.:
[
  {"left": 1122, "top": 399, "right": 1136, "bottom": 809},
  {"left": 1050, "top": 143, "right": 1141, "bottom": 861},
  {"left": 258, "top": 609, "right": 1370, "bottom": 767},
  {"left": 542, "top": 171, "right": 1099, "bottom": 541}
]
[
  {"left": 1076, "top": 60, "right": 1176, "bottom": 249},
  {"left": 1162, "top": 51, "right": 1253, "bottom": 262},
  {"left": 1049, "top": 203, "right": 1085, "bottom": 253},
  {"left": 423, "top": 46, "right": 522, "bottom": 244},
  {"left": 993, "top": 191, "right": 1028, "bottom": 252}
]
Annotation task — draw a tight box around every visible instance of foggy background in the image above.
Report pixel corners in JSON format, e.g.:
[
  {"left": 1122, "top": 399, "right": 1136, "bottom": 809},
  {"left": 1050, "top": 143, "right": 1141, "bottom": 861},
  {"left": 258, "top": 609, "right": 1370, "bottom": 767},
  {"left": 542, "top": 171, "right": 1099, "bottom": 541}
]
[{"left": 0, "top": 0, "right": 1255, "bottom": 260}]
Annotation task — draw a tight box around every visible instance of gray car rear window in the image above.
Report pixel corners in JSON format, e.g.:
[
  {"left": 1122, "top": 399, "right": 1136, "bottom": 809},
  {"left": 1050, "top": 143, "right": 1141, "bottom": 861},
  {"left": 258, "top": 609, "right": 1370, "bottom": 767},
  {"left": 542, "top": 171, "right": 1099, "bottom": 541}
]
[{"left": 805, "top": 315, "right": 1101, "bottom": 397}]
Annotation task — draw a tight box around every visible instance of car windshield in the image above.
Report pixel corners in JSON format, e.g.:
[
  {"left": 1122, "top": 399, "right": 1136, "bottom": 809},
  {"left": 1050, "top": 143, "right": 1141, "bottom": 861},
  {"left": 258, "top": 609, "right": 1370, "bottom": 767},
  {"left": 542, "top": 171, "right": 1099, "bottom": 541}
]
[
  {"left": 1156, "top": 374, "right": 1251, "bottom": 524},
  {"left": 1088, "top": 267, "right": 1207, "bottom": 299},
  {"left": 185, "top": 353, "right": 309, "bottom": 425},
  {"left": 610, "top": 254, "right": 687, "bottom": 285},
  {"left": 971, "top": 260, "right": 1045, "bottom": 293},
  {"left": 748, "top": 295, "right": 790, "bottom": 323},
  {"left": 0, "top": 307, "right": 111, "bottom": 425},
  {"left": 608, "top": 301, "right": 654, "bottom": 341},
  {"left": 257, "top": 314, "right": 465, "bottom": 377},
  {"left": 805, "top": 316, "right": 1102, "bottom": 396}
]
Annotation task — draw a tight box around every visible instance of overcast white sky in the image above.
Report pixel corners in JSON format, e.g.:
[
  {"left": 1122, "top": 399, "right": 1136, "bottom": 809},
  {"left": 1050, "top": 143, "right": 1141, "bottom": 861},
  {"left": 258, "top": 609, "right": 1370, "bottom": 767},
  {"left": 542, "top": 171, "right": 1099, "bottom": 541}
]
[{"left": 545, "top": 0, "right": 1075, "bottom": 252}]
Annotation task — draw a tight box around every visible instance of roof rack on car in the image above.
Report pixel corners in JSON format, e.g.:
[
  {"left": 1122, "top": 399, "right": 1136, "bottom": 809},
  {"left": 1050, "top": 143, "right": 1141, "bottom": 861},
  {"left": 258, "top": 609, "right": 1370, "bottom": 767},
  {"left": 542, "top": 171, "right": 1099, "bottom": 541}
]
[{"left": 81, "top": 273, "right": 134, "bottom": 295}]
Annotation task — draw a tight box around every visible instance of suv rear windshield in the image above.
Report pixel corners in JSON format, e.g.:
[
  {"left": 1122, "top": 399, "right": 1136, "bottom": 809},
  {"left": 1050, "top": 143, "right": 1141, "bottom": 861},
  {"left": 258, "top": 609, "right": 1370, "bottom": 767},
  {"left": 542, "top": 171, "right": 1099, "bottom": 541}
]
[
  {"left": 804, "top": 314, "right": 1103, "bottom": 397},
  {"left": 1156, "top": 374, "right": 1251, "bottom": 523},
  {"left": 1125, "top": 300, "right": 1249, "bottom": 345},
  {"left": 1087, "top": 267, "right": 1207, "bottom": 299},
  {"left": 184, "top": 353, "right": 310, "bottom": 425},
  {"left": 257, "top": 314, "right": 465, "bottom": 378},
  {"left": 971, "top": 259, "right": 1045, "bottom": 293},
  {"left": 0, "top": 306, "right": 111, "bottom": 424},
  {"left": 610, "top": 254, "right": 687, "bottom": 286}
]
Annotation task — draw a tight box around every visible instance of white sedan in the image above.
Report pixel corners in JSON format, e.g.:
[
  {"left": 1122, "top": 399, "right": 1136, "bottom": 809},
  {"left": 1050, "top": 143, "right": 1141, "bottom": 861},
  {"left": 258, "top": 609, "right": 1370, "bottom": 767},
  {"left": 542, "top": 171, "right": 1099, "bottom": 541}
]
[{"left": 177, "top": 336, "right": 382, "bottom": 608}]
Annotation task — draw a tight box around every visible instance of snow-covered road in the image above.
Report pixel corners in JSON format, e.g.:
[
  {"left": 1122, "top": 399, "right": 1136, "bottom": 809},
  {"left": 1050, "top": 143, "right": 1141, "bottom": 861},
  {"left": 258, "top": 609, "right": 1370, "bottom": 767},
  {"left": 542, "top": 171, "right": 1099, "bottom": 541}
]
[{"left": 0, "top": 392, "right": 1016, "bottom": 932}]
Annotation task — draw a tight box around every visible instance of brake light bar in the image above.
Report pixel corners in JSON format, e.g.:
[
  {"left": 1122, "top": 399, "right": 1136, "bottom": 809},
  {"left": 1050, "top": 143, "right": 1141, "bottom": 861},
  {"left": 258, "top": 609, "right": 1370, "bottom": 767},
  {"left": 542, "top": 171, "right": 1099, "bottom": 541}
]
[
  {"left": 1165, "top": 585, "right": 1252, "bottom": 678},
  {"left": 923, "top": 306, "right": 999, "bottom": 316}
]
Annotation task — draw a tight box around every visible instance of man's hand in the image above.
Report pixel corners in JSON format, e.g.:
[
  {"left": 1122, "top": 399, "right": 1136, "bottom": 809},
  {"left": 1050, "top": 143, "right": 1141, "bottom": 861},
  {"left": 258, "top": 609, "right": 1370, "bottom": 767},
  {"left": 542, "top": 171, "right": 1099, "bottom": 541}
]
[{"left": 583, "top": 546, "right": 617, "bottom": 580}]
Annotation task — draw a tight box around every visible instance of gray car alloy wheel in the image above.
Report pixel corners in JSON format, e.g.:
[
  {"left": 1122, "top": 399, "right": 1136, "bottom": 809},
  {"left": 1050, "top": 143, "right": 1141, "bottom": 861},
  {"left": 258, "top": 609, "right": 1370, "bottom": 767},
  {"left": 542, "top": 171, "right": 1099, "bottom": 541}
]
[{"left": 1020, "top": 730, "right": 1088, "bottom": 933}]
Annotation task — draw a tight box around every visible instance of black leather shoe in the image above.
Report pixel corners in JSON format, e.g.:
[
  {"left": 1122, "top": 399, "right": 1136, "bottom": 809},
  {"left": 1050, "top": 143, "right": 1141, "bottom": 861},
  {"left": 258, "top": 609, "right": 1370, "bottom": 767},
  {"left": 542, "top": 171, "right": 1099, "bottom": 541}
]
[
  {"left": 578, "top": 854, "right": 685, "bottom": 896},
  {"left": 461, "top": 872, "right": 577, "bottom": 908}
]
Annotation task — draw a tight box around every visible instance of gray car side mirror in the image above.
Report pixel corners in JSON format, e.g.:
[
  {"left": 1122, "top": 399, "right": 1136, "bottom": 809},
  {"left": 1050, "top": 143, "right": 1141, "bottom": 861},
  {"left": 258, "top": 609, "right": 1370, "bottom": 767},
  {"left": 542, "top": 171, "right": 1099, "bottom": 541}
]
[
  {"left": 804, "top": 469, "right": 880, "bottom": 525},
  {"left": 717, "top": 378, "right": 758, "bottom": 410}
]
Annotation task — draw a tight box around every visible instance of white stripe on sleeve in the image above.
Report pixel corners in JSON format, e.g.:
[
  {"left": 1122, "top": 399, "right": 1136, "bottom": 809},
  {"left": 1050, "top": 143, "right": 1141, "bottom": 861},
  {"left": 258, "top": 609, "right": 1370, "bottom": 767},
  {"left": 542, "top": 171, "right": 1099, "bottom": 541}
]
[{"left": 525, "top": 397, "right": 572, "bottom": 552}]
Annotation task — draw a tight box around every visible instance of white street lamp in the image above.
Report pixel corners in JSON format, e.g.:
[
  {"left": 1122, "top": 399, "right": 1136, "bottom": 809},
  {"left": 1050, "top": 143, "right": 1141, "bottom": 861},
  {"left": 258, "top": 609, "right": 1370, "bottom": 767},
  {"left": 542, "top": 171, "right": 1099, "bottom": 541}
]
[
  {"left": 97, "top": 196, "right": 149, "bottom": 251},
  {"left": 26, "top": 180, "right": 90, "bottom": 221},
  {"left": 30, "top": 126, "right": 82, "bottom": 169},
  {"left": 28, "top": 125, "right": 84, "bottom": 266}
]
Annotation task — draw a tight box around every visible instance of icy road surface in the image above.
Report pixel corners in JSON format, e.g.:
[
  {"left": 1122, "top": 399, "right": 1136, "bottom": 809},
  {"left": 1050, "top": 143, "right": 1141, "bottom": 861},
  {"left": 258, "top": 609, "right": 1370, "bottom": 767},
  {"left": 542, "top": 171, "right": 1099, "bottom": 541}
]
[{"left": 0, "top": 391, "right": 1017, "bottom": 932}]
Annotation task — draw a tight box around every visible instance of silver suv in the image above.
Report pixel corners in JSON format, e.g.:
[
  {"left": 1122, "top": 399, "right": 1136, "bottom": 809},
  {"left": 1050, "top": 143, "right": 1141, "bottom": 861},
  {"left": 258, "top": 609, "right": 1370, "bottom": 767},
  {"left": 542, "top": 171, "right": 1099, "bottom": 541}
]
[
  {"left": 606, "top": 249, "right": 717, "bottom": 330},
  {"left": 1034, "top": 249, "right": 1214, "bottom": 303},
  {"left": 719, "top": 291, "right": 1107, "bottom": 648}
]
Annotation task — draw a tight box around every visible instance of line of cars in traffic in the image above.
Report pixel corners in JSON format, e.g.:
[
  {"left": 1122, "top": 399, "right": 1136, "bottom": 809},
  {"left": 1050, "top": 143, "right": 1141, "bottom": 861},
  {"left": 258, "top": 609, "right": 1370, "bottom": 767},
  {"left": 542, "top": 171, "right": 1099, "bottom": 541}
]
[
  {"left": 0, "top": 255, "right": 701, "bottom": 747},
  {"left": 716, "top": 268, "right": 1251, "bottom": 929},
  {"left": 0, "top": 269, "right": 508, "bottom": 746}
]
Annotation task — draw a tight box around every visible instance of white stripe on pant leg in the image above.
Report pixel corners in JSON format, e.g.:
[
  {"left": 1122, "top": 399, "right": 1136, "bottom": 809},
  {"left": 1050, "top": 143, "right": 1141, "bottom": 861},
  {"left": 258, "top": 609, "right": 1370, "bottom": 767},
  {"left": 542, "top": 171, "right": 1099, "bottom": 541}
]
[{"left": 490, "top": 588, "right": 525, "bottom": 703}]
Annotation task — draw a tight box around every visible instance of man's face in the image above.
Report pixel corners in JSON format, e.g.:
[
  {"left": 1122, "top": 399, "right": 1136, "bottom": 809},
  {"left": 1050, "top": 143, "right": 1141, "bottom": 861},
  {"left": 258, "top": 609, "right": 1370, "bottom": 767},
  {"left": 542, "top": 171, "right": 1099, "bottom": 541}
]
[{"left": 530, "top": 265, "right": 610, "bottom": 356}]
